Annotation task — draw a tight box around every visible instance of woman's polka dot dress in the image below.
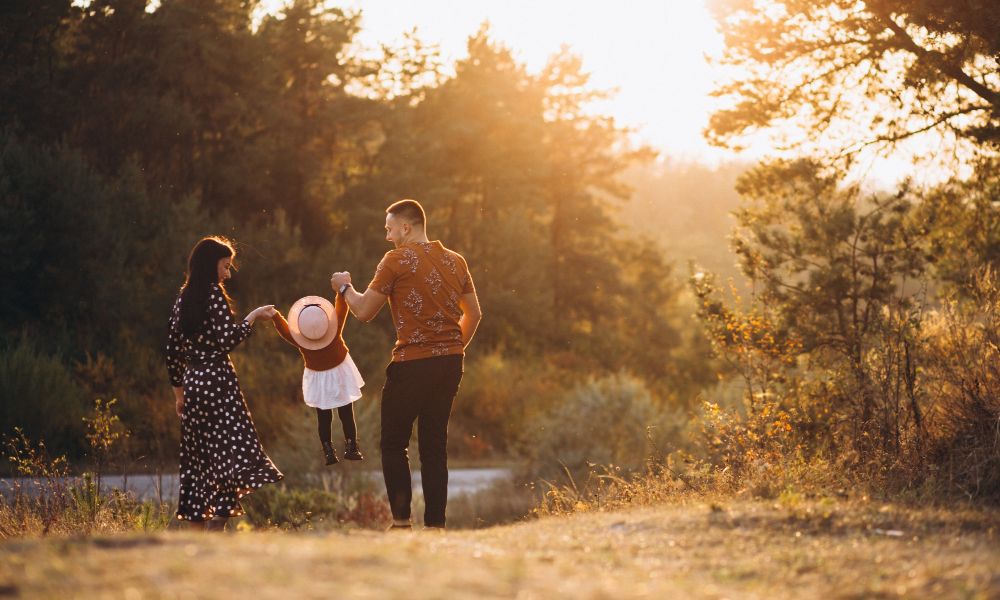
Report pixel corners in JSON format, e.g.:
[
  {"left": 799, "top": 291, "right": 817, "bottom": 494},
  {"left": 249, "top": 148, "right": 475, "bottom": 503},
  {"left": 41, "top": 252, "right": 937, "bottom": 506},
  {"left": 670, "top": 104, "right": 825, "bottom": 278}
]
[{"left": 166, "top": 284, "right": 283, "bottom": 522}]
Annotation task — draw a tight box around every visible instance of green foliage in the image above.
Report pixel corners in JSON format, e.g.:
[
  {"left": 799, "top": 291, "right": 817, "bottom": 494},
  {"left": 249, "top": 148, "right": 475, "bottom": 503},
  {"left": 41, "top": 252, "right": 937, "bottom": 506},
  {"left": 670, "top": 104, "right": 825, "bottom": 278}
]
[
  {"left": 918, "top": 157, "right": 1000, "bottom": 291},
  {"left": 82, "top": 398, "right": 128, "bottom": 495},
  {"left": 693, "top": 2, "right": 1000, "bottom": 503},
  {"left": 450, "top": 351, "right": 577, "bottom": 458},
  {"left": 1, "top": 429, "right": 170, "bottom": 538},
  {"left": 2, "top": 0, "right": 1000, "bottom": 524},
  {"left": 516, "top": 373, "right": 688, "bottom": 478},
  {"left": 1, "top": 428, "right": 71, "bottom": 536},
  {"left": 0, "top": 131, "right": 207, "bottom": 361},
  {"left": 691, "top": 156, "right": 1000, "bottom": 501},
  {"left": 730, "top": 159, "right": 927, "bottom": 337},
  {"left": 0, "top": 338, "right": 88, "bottom": 459},
  {"left": 339, "top": 29, "right": 696, "bottom": 387},
  {"left": 3, "top": 427, "right": 69, "bottom": 480},
  {"left": 242, "top": 480, "right": 390, "bottom": 530},
  {"left": 67, "top": 472, "right": 101, "bottom": 525},
  {"left": 50, "top": 0, "right": 378, "bottom": 241},
  {"left": 727, "top": 160, "right": 926, "bottom": 451},
  {"left": 83, "top": 399, "right": 125, "bottom": 461},
  {"left": 0, "top": 133, "right": 112, "bottom": 337}
]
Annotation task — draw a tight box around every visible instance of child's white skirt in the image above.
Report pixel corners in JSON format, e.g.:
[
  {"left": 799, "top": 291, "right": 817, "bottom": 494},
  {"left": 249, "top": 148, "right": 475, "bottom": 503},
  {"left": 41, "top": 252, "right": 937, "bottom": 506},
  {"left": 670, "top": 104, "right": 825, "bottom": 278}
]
[{"left": 302, "top": 353, "right": 365, "bottom": 409}]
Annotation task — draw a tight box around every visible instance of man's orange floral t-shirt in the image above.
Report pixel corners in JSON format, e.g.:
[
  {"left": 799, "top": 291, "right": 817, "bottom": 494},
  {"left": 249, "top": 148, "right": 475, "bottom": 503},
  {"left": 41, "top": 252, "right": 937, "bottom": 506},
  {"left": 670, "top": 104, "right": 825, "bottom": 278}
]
[{"left": 368, "top": 241, "right": 475, "bottom": 362}]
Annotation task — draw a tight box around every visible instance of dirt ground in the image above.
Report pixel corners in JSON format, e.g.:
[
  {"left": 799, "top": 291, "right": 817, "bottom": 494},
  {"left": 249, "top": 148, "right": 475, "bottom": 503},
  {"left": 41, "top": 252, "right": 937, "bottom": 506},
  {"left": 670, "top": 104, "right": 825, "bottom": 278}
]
[{"left": 1, "top": 499, "right": 998, "bottom": 599}]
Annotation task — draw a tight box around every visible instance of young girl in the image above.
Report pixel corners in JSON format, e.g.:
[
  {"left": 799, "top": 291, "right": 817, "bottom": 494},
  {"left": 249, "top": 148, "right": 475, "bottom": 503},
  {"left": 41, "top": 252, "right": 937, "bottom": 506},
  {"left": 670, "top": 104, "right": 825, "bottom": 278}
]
[{"left": 273, "top": 292, "right": 364, "bottom": 464}]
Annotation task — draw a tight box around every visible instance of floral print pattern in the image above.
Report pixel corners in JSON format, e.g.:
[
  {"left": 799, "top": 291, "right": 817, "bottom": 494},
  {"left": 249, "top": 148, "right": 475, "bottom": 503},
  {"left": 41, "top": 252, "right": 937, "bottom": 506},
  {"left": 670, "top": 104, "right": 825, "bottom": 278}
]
[{"left": 368, "top": 241, "right": 476, "bottom": 362}]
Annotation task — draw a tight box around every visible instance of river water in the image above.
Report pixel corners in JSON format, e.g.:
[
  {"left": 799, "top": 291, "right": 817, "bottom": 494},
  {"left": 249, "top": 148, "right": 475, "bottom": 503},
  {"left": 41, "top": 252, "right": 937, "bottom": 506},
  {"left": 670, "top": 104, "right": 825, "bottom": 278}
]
[{"left": 0, "top": 468, "right": 512, "bottom": 502}]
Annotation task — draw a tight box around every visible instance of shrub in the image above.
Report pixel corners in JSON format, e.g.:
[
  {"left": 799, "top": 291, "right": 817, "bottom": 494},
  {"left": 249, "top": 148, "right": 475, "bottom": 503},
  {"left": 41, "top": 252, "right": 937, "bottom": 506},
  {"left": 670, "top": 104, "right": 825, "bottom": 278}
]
[
  {"left": 450, "top": 351, "right": 575, "bottom": 459},
  {"left": 516, "top": 373, "right": 687, "bottom": 479},
  {"left": 0, "top": 430, "right": 170, "bottom": 538},
  {"left": 241, "top": 471, "right": 390, "bottom": 530},
  {"left": 919, "top": 273, "right": 1000, "bottom": 501},
  {"left": 0, "top": 337, "right": 88, "bottom": 461}
]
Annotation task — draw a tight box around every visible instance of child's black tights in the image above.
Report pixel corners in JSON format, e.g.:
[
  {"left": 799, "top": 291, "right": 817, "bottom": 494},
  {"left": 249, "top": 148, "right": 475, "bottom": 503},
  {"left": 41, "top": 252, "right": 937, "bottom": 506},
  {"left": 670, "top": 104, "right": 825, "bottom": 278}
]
[{"left": 316, "top": 405, "right": 357, "bottom": 443}]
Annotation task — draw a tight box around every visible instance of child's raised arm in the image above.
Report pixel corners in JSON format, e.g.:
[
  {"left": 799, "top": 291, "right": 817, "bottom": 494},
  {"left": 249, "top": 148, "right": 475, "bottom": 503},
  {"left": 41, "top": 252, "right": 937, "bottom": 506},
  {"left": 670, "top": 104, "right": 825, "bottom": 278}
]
[
  {"left": 335, "top": 293, "right": 349, "bottom": 336},
  {"left": 272, "top": 311, "right": 299, "bottom": 347}
]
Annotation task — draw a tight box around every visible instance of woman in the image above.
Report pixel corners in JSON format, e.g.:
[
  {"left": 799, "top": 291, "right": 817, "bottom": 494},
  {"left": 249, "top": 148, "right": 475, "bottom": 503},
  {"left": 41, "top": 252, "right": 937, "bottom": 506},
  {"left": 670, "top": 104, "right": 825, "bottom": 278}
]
[{"left": 165, "top": 236, "right": 283, "bottom": 530}]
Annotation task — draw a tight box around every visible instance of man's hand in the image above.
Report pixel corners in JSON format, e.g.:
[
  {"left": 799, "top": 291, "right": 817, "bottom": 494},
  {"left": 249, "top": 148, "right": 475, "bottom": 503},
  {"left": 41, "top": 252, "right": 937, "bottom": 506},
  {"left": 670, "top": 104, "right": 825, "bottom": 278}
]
[
  {"left": 458, "top": 291, "right": 482, "bottom": 348},
  {"left": 331, "top": 271, "right": 352, "bottom": 291}
]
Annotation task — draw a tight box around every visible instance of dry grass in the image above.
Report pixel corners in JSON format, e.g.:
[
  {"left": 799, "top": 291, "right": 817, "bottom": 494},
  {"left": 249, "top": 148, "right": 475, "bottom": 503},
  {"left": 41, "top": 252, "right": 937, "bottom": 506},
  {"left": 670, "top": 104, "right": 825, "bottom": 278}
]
[
  {"left": 1, "top": 469, "right": 173, "bottom": 540},
  {"left": 0, "top": 491, "right": 171, "bottom": 539},
  {"left": 0, "top": 498, "right": 997, "bottom": 599}
]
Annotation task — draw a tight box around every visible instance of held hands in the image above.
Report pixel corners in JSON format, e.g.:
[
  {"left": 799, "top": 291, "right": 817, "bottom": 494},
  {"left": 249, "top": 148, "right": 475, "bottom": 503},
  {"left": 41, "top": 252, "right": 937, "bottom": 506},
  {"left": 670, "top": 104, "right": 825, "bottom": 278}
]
[
  {"left": 246, "top": 304, "right": 277, "bottom": 324},
  {"left": 331, "top": 271, "right": 352, "bottom": 292}
]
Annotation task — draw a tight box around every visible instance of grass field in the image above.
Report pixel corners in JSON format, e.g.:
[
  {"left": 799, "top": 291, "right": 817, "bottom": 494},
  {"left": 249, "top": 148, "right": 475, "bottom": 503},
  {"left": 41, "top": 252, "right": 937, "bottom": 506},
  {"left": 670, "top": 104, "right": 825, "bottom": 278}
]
[{"left": 1, "top": 497, "right": 998, "bottom": 599}]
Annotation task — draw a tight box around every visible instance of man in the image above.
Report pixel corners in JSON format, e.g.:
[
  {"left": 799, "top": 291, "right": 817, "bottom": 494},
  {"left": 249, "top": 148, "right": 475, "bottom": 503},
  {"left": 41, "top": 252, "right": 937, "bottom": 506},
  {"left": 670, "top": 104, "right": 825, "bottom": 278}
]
[{"left": 330, "top": 199, "right": 482, "bottom": 529}]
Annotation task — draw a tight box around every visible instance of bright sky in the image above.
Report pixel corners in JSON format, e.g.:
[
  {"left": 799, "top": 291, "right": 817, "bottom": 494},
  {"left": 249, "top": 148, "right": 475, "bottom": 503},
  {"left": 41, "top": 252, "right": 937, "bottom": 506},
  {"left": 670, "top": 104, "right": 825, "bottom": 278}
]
[
  {"left": 327, "top": 1, "right": 949, "bottom": 185},
  {"left": 272, "top": 0, "right": 732, "bottom": 163},
  {"left": 130, "top": 0, "right": 940, "bottom": 184}
]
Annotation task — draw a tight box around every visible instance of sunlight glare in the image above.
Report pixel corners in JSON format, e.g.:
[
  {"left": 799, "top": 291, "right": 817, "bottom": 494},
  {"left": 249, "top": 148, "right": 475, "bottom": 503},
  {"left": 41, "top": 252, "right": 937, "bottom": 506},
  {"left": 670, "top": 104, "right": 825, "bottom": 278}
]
[{"left": 261, "top": 0, "right": 728, "bottom": 161}]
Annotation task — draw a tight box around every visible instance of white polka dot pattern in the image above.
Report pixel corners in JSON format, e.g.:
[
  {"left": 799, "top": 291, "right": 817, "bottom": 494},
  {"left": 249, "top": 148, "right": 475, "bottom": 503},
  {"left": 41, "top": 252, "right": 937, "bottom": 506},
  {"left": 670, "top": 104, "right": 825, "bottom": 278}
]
[{"left": 165, "top": 284, "right": 283, "bottom": 522}]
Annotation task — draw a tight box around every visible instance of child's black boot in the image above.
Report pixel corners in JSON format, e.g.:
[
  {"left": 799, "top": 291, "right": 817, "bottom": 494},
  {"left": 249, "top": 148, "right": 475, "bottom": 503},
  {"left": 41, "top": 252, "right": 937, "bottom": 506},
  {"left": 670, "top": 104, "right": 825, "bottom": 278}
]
[
  {"left": 344, "top": 439, "right": 364, "bottom": 461},
  {"left": 322, "top": 440, "right": 339, "bottom": 465}
]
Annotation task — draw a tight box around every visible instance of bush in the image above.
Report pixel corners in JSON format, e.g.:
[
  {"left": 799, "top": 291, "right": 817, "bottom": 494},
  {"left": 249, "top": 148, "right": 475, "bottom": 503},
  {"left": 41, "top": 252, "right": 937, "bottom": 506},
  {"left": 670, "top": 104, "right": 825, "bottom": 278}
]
[
  {"left": 516, "top": 373, "right": 688, "bottom": 479},
  {"left": 450, "top": 351, "right": 576, "bottom": 459},
  {"left": 0, "top": 430, "right": 171, "bottom": 538},
  {"left": 241, "top": 472, "right": 390, "bottom": 530},
  {"left": 0, "top": 337, "right": 89, "bottom": 461},
  {"left": 919, "top": 274, "right": 1000, "bottom": 501}
]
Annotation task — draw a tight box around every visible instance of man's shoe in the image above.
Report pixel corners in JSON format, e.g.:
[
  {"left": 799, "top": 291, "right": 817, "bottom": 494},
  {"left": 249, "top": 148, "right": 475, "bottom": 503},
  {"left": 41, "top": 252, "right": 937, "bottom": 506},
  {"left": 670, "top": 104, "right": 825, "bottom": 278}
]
[
  {"left": 322, "top": 441, "right": 339, "bottom": 465},
  {"left": 344, "top": 439, "right": 364, "bottom": 461},
  {"left": 387, "top": 521, "right": 412, "bottom": 531}
]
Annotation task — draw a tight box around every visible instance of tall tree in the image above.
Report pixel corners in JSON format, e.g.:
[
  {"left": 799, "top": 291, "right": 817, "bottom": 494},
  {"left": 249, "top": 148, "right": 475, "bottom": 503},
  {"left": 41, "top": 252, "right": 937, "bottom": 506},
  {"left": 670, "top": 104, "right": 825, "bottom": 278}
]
[
  {"left": 707, "top": 0, "right": 1000, "bottom": 160},
  {"left": 715, "top": 158, "right": 928, "bottom": 455},
  {"left": 0, "top": 0, "right": 75, "bottom": 136},
  {"left": 339, "top": 28, "right": 692, "bottom": 386},
  {"left": 255, "top": 0, "right": 378, "bottom": 243}
]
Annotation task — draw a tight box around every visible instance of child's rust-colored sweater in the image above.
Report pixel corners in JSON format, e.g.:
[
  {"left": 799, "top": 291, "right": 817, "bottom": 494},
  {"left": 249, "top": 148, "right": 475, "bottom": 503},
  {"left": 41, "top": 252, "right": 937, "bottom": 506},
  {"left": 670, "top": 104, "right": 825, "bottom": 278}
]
[{"left": 273, "top": 293, "right": 350, "bottom": 371}]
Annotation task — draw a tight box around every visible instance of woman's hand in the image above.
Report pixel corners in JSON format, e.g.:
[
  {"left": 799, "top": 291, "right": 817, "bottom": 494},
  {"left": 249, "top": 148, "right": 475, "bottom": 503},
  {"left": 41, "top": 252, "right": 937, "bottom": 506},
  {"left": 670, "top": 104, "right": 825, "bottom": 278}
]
[
  {"left": 173, "top": 386, "right": 185, "bottom": 418},
  {"left": 245, "top": 304, "right": 277, "bottom": 324}
]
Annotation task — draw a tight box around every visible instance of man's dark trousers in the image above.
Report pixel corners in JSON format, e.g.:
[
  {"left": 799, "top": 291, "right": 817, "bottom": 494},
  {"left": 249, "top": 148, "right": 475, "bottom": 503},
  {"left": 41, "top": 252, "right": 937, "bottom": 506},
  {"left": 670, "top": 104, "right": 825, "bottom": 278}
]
[{"left": 380, "top": 354, "right": 463, "bottom": 527}]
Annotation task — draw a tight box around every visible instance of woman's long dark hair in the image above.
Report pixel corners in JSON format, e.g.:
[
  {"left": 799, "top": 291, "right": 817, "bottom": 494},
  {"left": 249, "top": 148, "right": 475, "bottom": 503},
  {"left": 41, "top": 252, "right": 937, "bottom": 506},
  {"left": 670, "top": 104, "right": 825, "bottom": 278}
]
[{"left": 179, "top": 237, "right": 236, "bottom": 336}]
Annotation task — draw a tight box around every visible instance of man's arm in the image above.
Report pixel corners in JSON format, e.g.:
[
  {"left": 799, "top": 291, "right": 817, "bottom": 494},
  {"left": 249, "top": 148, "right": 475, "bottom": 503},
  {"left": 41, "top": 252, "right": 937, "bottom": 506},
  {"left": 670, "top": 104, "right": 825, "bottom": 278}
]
[
  {"left": 342, "top": 285, "right": 389, "bottom": 322},
  {"left": 458, "top": 291, "right": 482, "bottom": 348},
  {"left": 331, "top": 272, "right": 388, "bottom": 322}
]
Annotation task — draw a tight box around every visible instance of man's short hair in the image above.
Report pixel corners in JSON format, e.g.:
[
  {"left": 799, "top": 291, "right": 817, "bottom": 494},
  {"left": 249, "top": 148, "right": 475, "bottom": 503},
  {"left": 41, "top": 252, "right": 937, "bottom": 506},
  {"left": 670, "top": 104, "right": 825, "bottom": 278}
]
[{"left": 386, "top": 199, "right": 426, "bottom": 227}]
